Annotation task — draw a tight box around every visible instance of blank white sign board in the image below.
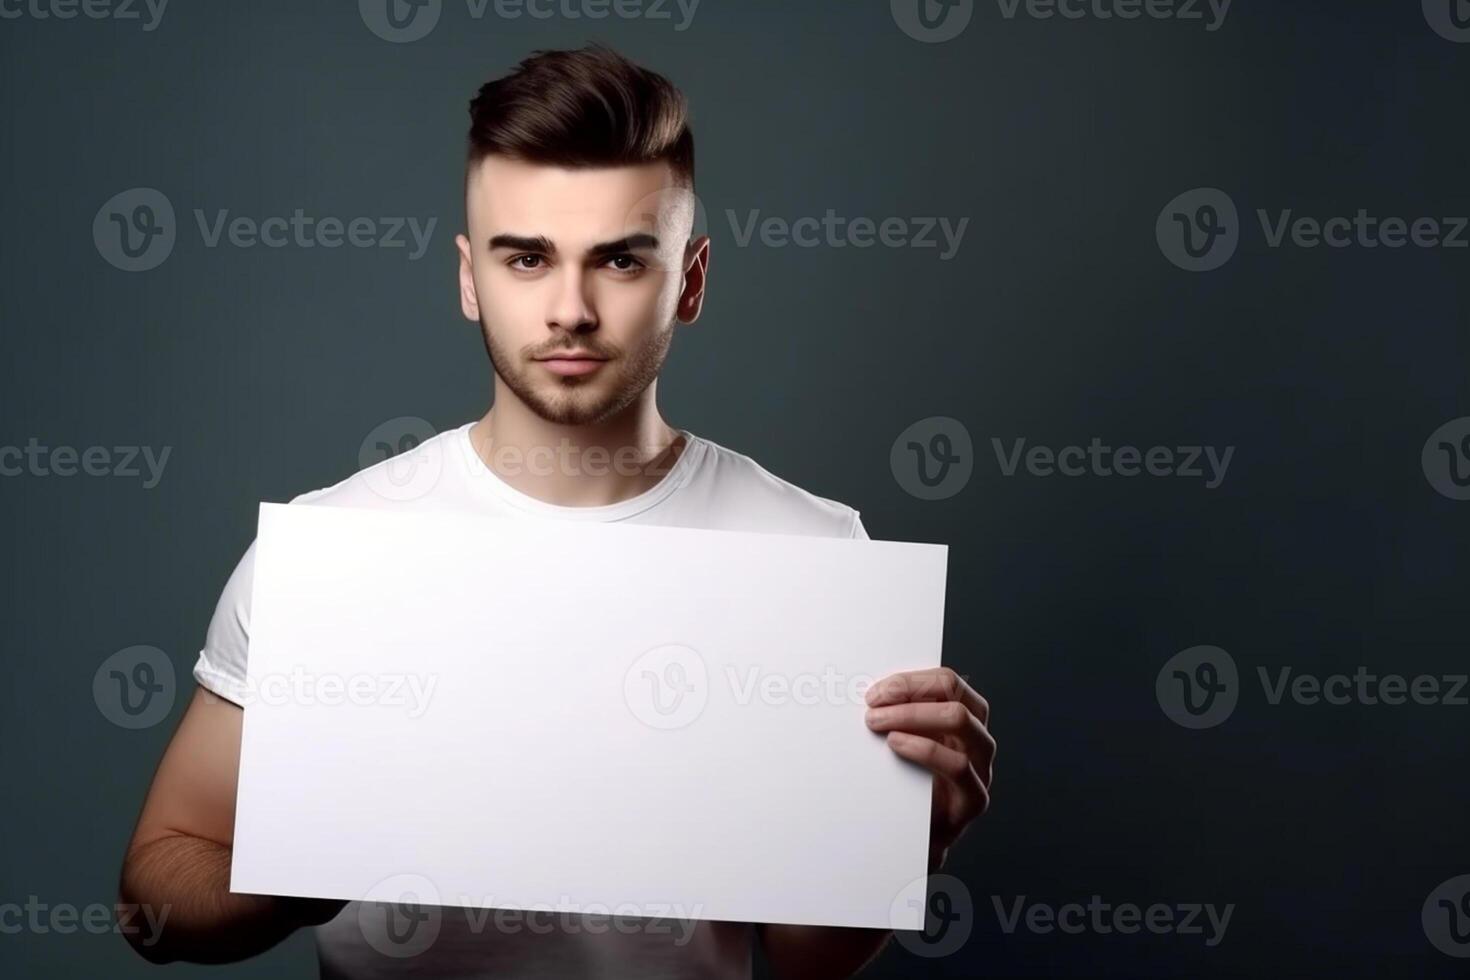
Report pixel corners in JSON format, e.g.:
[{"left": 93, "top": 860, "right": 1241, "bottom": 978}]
[{"left": 231, "top": 502, "right": 949, "bottom": 930}]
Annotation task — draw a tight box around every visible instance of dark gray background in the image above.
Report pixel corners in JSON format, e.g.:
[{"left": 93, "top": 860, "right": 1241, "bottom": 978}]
[{"left": 2, "top": 0, "right": 1467, "bottom": 976}]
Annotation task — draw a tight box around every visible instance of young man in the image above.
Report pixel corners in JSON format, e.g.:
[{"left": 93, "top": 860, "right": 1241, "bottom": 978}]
[{"left": 119, "top": 45, "right": 995, "bottom": 979}]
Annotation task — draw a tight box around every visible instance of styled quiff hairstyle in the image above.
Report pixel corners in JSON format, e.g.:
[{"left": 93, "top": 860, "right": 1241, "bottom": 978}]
[{"left": 466, "top": 44, "right": 694, "bottom": 189}]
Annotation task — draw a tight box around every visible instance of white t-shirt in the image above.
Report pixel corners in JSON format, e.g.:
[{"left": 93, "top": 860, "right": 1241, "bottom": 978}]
[{"left": 194, "top": 419, "right": 866, "bottom": 980}]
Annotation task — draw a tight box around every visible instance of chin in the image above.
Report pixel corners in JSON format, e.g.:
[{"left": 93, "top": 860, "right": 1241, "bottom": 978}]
[{"left": 532, "top": 388, "right": 624, "bottom": 427}]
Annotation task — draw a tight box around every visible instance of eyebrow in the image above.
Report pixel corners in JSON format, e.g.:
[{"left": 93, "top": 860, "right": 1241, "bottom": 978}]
[{"left": 487, "top": 232, "right": 660, "bottom": 258}]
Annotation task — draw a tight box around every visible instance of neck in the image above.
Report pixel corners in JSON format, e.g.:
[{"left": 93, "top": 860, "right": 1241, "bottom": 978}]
[{"left": 469, "top": 382, "right": 684, "bottom": 508}]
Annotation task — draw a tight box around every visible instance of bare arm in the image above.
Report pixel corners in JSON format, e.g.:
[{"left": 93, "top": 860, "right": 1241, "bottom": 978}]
[{"left": 117, "top": 687, "right": 344, "bottom": 964}]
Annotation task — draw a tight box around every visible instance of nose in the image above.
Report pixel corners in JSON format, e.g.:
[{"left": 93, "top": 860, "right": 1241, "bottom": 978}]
[{"left": 546, "top": 264, "right": 597, "bottom": 334}]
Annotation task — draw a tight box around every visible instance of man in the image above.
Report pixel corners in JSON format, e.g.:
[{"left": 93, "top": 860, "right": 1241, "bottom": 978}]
[{"left": 119, "top": 44, "right": 995, "bottom": 979}]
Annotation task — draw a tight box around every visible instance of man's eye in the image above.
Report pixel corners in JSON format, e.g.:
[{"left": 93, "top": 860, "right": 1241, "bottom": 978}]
[
  {"left": 604, "top": 255, "right": 645, "bottom": 273},
  {"left": 510, "top": 254, "right": 544, "bottom": 270}
]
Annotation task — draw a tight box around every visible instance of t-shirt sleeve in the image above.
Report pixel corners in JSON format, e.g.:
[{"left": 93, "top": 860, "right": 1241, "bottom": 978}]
[
  {"left": 849, "top": 510, "right": 870, "bottom": 540},
  {"left": 191, "top": 539, "right": 257, "bottom": 707}
]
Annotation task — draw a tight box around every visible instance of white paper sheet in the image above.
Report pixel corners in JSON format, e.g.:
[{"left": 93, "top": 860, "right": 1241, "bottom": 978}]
[{"left": 230, "top": 502, "right": 949, "bottom": 930}]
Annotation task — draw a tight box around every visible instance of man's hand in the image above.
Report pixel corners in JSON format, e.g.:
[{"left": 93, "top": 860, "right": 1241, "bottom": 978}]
[{"left": 864, "top": 667, "right": 995, "bottom": 870}]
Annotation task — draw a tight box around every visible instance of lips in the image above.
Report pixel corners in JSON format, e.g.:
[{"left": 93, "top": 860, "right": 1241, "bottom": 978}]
[
  {"left": 534, "top": 350, "right": 607, "bottom": 362},
  {"left": 536, "top": 352, "right": 608, "bottom": 377}
]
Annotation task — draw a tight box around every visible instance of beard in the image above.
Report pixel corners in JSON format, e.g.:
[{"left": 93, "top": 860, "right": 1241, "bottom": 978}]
[{"left": 478, "top": 314, "right": 676, "bottom": 427}]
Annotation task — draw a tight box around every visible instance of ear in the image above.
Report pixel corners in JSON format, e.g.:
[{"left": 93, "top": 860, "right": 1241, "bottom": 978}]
[
  {"left": 454, "top": 233, "right": 480, "bottom": 322},
  {"left": 676, "top": 235, "right": 711, "bottom": 324}
]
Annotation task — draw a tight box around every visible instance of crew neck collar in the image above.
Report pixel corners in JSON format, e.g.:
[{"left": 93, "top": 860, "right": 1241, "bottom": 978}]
[{"left": 454, "top": 420, "right": 706, "bottom": 521}]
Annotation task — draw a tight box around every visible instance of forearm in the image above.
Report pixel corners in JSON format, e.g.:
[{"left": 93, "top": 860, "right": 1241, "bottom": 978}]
[{"left": 118, "top": 833, "right": 324, "bottom": 964}]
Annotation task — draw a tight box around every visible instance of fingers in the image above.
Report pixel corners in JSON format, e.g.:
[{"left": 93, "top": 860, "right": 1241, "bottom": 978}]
[
  {"left": 866, "top": 699, "right": 996, "bottom": 776},
  {"left": 884, "top": 730, "right": 969, "bottom": 780},
  {"left": 866, "top": 667, "right": 989, "bottom": 727},
  {"left": 886, "top": 732, "right": 990, "bottom": 822}
]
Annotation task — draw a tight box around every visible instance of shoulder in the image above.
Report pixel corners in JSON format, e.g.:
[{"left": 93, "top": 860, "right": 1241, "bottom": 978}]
[{"left": 684, "top": 433, "right": 864, "bottom": 539}]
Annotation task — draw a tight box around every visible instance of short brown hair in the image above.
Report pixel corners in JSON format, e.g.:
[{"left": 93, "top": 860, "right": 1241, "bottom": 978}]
[{"left": 466, "top": 44, "right": 694, "bottom": 188}]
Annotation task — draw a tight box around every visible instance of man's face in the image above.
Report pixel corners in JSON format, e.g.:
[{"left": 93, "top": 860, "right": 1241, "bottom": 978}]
[{"left": 455, "top": 156, "right": 708, "bottom": 427}]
